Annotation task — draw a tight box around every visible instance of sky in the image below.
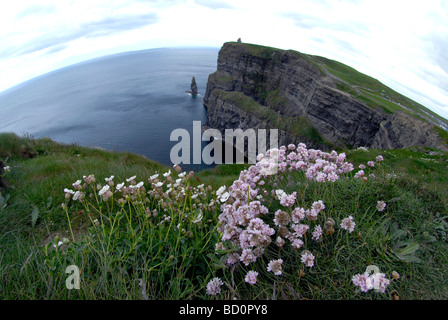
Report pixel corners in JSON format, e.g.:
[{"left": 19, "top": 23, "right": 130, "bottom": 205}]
[{"left": 1, "top": 0, "right": 447, "bottom": 120}]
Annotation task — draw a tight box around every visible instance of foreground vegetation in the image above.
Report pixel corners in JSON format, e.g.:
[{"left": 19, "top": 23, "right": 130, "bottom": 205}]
[{"left": 1, "top": 132, "right": 448, "bottom": 299}]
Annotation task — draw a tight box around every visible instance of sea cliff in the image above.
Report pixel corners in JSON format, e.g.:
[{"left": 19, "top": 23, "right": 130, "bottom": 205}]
[{"left": 203, "top": 42, "right": 448, "bottom": 152}]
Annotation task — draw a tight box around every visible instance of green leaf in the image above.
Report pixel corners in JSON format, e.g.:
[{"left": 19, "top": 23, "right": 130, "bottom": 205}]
[
  {"left": 0, "top": 192, "right": 10, "bottom": 210},
  {"left": 390, "top": 222, "right": 407, "bottom": 240},
  {"left": 207, "top": 253, "right": 227, "bottom": 269},
  {"left": 31, "top": 206, "right": 39, "bottom": 228},
  {"left": 46, "top": 196, "right": 53, "bottom": 208},
  {"left": 393, "top": 242, "right": 421, "bottom": 263}
]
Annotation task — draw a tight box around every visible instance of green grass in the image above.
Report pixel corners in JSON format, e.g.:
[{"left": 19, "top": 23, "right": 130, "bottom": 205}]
[
  {"left": 434, "top": 126, "right": 448, "bottom": 145},
  {"left": 1, "top": 132, "right": 448, "bottom": 299}
]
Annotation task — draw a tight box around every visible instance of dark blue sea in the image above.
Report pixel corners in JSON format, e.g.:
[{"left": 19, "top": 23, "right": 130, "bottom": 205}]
[{"left": 0, "top": 48, "right": 220, "bottom": 170}]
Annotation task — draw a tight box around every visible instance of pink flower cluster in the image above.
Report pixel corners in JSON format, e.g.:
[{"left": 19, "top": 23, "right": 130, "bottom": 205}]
[
  {"left": 354, "top": 154, "right": 384, "bottom": 181},
  {"left": 257, "top": 143, "right": 354, "bottom": 182},
  {"left": 215, "top": 143, "right": 356, "bottom": 272},
  {"left": 352, "top": 271, "right": 391, "bottom": 293}
]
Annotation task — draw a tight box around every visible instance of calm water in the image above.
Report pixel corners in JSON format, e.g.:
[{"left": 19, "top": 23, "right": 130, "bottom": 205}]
[{"left": 0, "top": 48, "right": 220, "bottom": 170}]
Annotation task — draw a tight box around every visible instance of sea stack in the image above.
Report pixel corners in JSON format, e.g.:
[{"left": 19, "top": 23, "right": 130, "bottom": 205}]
[{"left": 187, "top": 76, "right": 198, "bottom": 95}]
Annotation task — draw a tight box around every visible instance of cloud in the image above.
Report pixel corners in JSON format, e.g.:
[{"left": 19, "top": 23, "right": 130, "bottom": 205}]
[
  {"left": 283, "top": 11, "right": 370, "bottom": 36},
  {"left": 194, "top": 0, "right": 234, "bottom": 10},
  {"left": 81, "top": 12, "right": 159, "bottom": 37},
  {"left": 0, "top": 12, "right": 159, "bottom": 59},
  {"left": 15, "top": 4, "right": 57, "bottom": 19}
]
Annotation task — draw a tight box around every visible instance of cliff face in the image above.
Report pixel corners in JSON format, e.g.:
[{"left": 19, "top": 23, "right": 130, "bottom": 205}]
[{"left": 203, "top": 42, "right": 448, "bottom": 151}]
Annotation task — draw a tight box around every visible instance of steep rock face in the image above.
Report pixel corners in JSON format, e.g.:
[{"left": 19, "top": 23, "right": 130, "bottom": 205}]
[{"left": 204, "top": 42, "right": 448, "bottom": 151}]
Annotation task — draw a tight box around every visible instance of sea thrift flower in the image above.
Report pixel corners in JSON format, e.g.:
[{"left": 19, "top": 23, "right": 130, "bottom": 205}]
[
  {"left": 274, "top": 210, "right": 291, "bottom": 226},
  {"left": 240, "top": 249, "right": 257, "bottom": 266},
  {"left": 352, "top": 273, "right": 372, "bottom": 292},
  {"left": 369, "top": 273, "right": 391, "bottom": 293},
  {"left": 83, "top": 174, "right": 95, "bottom": 184},
  {"left": 163, "top": 170, "right": 171, "bottom": 177},
  {"left": 354, "top": 170, "right": 365, "bottom": 179},
  {"left": 311, "top": 200, "right": 325, "bottom": 213},
  {"left": 267, "top": 259, "right": 283, "bottom": 275},
  {"left": 126, "top": 175, "right": 136, "bottom": 182},
  {"left": 73, "top": 191, "right": 85, "bottom": 201},
  {"left": 280, "top": 192, "right": 297, "bottom": 207},
  {"left": 276, "top": 237, "right": 285, "bottom": 247},
  {"left": 340, "top": 216, "right": 356, "bottom": 233},
  {"left": 376, "top": 155, "right": 384, "bottom": 162},
  {"left": 98, "top": 185, "right": 110, "bottom": 196},
  {"left": 291, "top": 224, "right": 309, "bottom": 238},
  {"left": 2, "top": 166, "right": 10, "bottom": 172},
  {"left": 72, "top": 180, "right": 82, "bottom": 190},
  {"left": 312, "top": 225, "right": 323, "bottom": 241},
  {"left": 359, "top": 164, "right": 366, "bottom": 170},
  {"left": 377, "top": 200, "right": 386, "bottom": 212},
  {"left": 64, "top": 188, "right": 75, "bottom": 195},
  {"left": 104, "top": 175, "right": 114, "bottom": 182},
  {"left": 206, "top": 277, "right": 223, "bottom": 296},
  {"left": 301, "top": 251, "right": 315, "bottom": 267},
  {"left": 245, "top": 271, "right": 259, "bottom": 285},
  {"left": 324, "top": 218, "right": 335, "bottom": 235},
  {"left": 220, "top": 192, "right": 230, "bottom": 203},
  {"left": 291, "top": 207, "right": 306, "bottom": 223},
  {"left": 305, "top": 209, "right": 318, "bottom": 221},
  {"left": 216, "top": 186, "right": 226, "bottom": 197},
  {"left": 367, "top": 161, "right": 375, "bottom": 167},
  {"left": 275, "top": 189, "right": 287, "bottom": 200},
  {"left": 291, "top": 238, "right": 304, "bottom": 249}
]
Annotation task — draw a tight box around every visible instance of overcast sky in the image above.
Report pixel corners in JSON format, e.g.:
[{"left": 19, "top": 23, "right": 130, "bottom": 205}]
[{"left": 1, "top": 0, "right": 447, "bottom": 119}]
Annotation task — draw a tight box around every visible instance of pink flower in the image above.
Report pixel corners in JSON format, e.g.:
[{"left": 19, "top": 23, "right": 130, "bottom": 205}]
[
  {"left": 206, "top": 277, "right": 223, "bottom": 296},
  {"left": 377, "top": 200, "right": 386, "bottom": 212},
  {"left": 280, "top": 192, "right": 297, "bottom": 207},
  {"left": 370, "top": 273, "right": 391, "bottom": 293},
  {"left": 367, "top": 161, "right": 375, "bottom": 167},
  {"left": 301, "top": 251, "right": 315, "bottom": 267},
  {"left": 267, "top": 259, "right": 283, "bottom": 275},
  {"left": 240, "top": 249, "right": 257, "bottom": 266},
  {"left": 340, "top": 216, "right": 356, "bottom": 233},
  {"left": 291, "top": 238, "right": 304, "bottom": 249},
  {"left": 312, "top": 225, "right": 323, "bottom": 241},
  {"left": 244, "top": 271, "right": 259, "bottom": 285},
  {"left": 352, "top": 273, "right": 372, "bottom": 292},
  {"left": 292, "top": 207, "right": 305, "bottom": 223},
  {"left": 354, "top": 170, "right": 365, "bottom": 179},
  {"left": 376, "top": 155, "right": 384, "bottom": 162}
]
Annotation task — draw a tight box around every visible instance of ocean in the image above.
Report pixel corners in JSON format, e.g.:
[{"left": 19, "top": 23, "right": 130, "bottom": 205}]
[{"left": 0, "top": 47, "right": 220, "bottom": 171}]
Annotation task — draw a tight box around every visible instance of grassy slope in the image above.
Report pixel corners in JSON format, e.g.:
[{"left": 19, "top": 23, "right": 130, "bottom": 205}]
[{"left": 1, "top": 133, "right": 448, "bottom": 299}]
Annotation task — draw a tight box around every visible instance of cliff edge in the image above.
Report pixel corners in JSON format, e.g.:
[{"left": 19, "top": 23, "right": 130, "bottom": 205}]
[{"left": 204, "top": 42, "right": 448, "bottom": 152}]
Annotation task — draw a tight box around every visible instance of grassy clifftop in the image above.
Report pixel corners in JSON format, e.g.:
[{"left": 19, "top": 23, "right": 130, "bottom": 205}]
[{"left": 1, "top": 132, "right": 448, "bottom": 300}]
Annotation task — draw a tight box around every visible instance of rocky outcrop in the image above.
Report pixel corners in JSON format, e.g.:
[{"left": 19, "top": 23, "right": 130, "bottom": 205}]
[
  {"left": 203, "top": 42, "right": 448, "bottom": 152},
  {"left": 186, "top": 76, "right": 198, "bottom": 95}
]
